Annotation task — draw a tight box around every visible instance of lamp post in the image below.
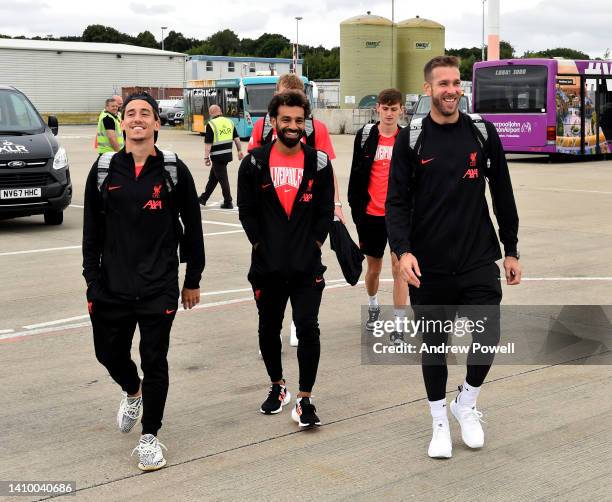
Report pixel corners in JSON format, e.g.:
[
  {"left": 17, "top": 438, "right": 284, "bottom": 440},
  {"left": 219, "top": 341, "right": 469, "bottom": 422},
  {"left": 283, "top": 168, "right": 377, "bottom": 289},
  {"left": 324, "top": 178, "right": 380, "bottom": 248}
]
[
  {"left": 481, "top": 0, "right": 486, "bottom": 61},
  {"left": 161, "top": 26, "right": 168, "bottom": 51},
  {"left": 295, "top": 17, "right": 302, "bottom": 73}
]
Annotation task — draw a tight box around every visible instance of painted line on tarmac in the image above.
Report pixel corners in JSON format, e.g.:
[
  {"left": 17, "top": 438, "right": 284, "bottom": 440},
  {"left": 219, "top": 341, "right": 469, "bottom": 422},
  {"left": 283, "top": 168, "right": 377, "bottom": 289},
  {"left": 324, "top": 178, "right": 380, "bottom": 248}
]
[
  {"left": 69, "top": 204, "right": 84, "bottom": 208},
  {"left": 202, "top": 220, "right": 243, "bottom": 228},
  {"left": 0, "top": 329, "right": 14, "bottom": 334},
  {"left": 527, "top": 187, "right": 612, "bottom": 195},
  {"left": 4, "top": 276, "right": 612, "bottom": 342},
  {"left": 0, "top": 229, "right": 244, "bottom": 257}
]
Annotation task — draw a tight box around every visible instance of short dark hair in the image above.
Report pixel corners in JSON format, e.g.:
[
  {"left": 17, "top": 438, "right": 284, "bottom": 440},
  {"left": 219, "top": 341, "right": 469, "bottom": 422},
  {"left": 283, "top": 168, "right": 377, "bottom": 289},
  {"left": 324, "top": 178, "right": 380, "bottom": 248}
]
[
  {"left": 377, "top": 88, "right": 403, "bottom": 106},
  {"left": 105, "top": 98, "right": 116, "bottom": 107},
  {"left": 424, "top": 55, "right": 460, "bottom": 82},
  {"left": 123, "top": 91, "right": 160, "bottom": 120},
  {"left": 268, "top": 90, "right": 311, "bottom": 119}
]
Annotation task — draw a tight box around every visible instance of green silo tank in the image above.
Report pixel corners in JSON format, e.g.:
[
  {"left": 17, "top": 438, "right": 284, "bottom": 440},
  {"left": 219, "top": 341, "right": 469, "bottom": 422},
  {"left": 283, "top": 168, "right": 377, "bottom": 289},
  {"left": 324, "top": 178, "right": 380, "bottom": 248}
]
[
  {"left": 396, "top": 16, "right": 445, "bottom": 97},
  {"left": 340, "top": 13, "right": 395, "bottom": 109}
]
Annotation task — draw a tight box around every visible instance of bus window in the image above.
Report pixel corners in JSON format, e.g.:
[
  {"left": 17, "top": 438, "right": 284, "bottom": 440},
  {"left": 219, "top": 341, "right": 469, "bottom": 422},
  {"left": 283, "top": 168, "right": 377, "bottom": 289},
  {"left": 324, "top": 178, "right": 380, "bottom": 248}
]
[
  {"left": 475, "top": 65, "right": 548, "bottom": 114},
  {"left": 245, "top": 84, "right": 277, "bottom": 116}
]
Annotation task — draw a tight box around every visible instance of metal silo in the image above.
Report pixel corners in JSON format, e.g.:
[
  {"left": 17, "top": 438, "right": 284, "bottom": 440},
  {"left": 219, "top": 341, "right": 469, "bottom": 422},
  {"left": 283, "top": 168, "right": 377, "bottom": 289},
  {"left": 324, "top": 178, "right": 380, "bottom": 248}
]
[
  {"left": 396, "top": 16, "right": 445, "bottom": 97},
  {"left": 340, "top": 13, "right": 395, "bottom": 109}
]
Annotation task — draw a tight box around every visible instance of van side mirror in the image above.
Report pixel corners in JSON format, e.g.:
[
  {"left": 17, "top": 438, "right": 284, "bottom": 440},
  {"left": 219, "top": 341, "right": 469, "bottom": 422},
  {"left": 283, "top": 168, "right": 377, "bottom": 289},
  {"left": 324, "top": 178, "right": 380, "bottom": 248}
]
[{"left": 48, "top": 115, "right": 59, "bottom": 136}]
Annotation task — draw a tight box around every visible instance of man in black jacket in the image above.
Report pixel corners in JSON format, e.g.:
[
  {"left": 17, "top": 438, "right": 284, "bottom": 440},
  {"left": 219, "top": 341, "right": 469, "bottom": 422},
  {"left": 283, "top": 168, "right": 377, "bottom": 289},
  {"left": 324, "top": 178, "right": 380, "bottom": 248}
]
[
  {"left": 238, "top": 91, "right": 334, "bottom": 428},
  {"left": 348, "top": 88, "right": 407, "bottom": 340},
  {"left": 83, "top": 92, "right": 205, "bottom": 471},
  {"left": 386, "top": 56, "right": 521, "bottom": 459}
]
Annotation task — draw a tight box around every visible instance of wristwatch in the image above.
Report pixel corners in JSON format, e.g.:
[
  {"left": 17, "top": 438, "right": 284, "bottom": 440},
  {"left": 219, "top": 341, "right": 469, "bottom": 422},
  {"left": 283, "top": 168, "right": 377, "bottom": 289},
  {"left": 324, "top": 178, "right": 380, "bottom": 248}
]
[{"left": 505, "top": 251, "right": 520, "bottom": 260}]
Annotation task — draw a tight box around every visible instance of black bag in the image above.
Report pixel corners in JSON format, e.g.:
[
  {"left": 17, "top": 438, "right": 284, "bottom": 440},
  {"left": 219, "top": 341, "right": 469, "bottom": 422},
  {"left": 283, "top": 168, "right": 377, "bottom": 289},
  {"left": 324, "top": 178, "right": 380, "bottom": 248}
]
[{"left": 329, "top": 220, "right": 364, "bottom": 286}]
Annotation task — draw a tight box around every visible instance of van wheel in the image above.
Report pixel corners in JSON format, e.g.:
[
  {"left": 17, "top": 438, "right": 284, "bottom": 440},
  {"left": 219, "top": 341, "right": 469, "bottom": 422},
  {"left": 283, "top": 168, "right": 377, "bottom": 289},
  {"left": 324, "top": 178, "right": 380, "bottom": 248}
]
[{"left": 44, "top": 210, "right": 63, "bottom": 225}]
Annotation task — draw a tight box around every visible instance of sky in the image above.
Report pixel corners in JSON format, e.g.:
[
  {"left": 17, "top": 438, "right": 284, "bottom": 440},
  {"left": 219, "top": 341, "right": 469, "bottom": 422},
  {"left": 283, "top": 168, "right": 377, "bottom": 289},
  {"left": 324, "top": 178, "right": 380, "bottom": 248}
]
[{"left": 0, "top": 0, "right": 610, "bottom": 58}]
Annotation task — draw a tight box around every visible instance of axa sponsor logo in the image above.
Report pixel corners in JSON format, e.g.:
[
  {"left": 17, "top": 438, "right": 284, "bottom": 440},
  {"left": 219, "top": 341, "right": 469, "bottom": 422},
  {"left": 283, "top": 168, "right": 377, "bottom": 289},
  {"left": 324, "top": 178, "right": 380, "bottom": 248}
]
[
  {"left": 143, "top": 200, "right": 163, "bottom": 210},
  {"left": 463, "top": 168, "right": 479, "bottom": 179},
  {"left": 0, "top": 141, "right": 29, "bottom": 154}
]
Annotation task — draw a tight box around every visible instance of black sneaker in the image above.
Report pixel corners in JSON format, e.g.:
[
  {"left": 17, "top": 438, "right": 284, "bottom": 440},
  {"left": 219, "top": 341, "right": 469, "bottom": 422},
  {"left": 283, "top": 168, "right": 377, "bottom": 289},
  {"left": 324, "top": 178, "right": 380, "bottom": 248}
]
[
  {"left": 390, "top": 330, "right": 405, "bottom": 344},
  {"left": 260, "top": 383, "right": 291, "bottom": 414},
  {"left": 220, "top": 201, "right": 234, "bottom": 209},
  {"left": 365, "top": 306, "right": 380, "bottom": 331},
  {"left": 291, "top": 397, "right": 321, "bottom": 428},
  {"left": 198, "top": 194, "right": 208, "bottom": 206}
]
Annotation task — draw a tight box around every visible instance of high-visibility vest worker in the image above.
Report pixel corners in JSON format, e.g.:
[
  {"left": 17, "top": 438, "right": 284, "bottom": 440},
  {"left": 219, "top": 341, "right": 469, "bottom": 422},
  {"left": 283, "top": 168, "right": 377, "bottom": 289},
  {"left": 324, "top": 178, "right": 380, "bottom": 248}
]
[
  {"left": 207, "top": 116, "right": 235, "bottom": 159},
  {"left": 96, "top": 107, "right": 124, "bottom": 154}
]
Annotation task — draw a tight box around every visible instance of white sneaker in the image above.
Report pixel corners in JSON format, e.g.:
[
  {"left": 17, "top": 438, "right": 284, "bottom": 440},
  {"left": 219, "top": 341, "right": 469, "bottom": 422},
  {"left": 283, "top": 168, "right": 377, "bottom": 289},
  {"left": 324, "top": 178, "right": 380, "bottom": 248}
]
[
  {"left": 289, "top": 321, "right": 298, "bottom": 347},
  {"left": 428, "top": 420, "right": 452, "bottom": 458},
  {"left": 117, "top": 392, "right": 143, "bottom": 433},
  {"left": 132, "top": 434, "right": 167, "bottom": 471},
  {"left": 450, "top": 399, "right": 485, "bottom": 448}
]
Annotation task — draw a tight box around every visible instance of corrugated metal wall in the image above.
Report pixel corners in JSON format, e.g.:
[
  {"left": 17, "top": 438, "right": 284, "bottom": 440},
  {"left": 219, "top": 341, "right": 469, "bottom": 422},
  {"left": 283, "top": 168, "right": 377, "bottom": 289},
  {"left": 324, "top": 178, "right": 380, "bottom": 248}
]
[{"left": 0, "top": 49, "right": 185, "bottom": 113}]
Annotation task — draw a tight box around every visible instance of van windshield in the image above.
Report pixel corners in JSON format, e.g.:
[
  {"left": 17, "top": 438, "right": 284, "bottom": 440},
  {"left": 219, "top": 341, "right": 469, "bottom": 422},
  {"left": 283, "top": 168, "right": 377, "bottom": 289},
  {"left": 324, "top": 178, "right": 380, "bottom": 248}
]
[{"left": 0, "top": 90, "right": 45, "bottom": 134}]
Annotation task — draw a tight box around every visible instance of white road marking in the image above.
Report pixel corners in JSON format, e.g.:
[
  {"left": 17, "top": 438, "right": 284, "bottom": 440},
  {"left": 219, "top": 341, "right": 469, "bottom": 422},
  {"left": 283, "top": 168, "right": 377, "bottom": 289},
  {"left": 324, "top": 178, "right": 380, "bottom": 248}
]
[
  {"left": 202, "top": 220, "right": 243, "bottom": 228},
  {"left": 0, "top": 329, "right": 14, "bottom": 334},
  {"left": 69, "top": 204, "right": 84, "bottom": 208},
  {"left": 526, "top": 187, "right": 612, "bottom": 195}
]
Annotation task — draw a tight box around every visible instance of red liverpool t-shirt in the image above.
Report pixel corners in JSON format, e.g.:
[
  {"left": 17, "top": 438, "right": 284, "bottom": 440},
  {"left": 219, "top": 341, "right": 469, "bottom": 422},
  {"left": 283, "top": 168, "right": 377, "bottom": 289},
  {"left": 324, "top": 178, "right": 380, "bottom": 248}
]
[
  {"left": 269, "top": 145, "right": 305, "bottom": 218},
  {"left": 135, "top": 164, "right": 144, "bottom": 178},
  {"left": 248, "top": 118, "right": 336, "bottom": 159},
  {"left": 366, "top": 132, "right": 398, "bottom": 216}
]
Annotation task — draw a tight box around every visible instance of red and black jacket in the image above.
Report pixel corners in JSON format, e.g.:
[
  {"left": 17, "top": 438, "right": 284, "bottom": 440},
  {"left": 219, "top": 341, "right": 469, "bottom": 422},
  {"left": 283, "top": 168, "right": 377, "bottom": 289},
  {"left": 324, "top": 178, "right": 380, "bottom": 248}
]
[
  {"left": 83, "top": 147, "right": 205, "bottom": 300},
  {"left": 237, "top": 141, "right": 334, "bottom": 280}
]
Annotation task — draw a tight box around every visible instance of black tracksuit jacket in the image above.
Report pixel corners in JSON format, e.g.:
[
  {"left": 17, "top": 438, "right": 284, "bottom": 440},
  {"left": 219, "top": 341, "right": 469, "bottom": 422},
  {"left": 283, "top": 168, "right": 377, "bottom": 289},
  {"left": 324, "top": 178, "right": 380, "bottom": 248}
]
[
  {"left": 347, "top": 122, "right": 402, "bottom": 223},
  {"left": 386, "top": 113, "right": 519, "bottom": 275},
  {"left": 83, "top": 148, "right": 205, "bottom": 300},
  {"left": 237, "top": 142, "right": 334, "bottom": 279}
]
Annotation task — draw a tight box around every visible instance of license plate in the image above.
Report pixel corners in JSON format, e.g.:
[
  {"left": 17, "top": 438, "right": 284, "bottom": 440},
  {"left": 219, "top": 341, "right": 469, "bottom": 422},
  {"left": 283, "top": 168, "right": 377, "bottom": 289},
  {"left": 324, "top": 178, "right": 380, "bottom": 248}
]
[{"left": 0, "top": 187, "right": 42, "bottom": 199}]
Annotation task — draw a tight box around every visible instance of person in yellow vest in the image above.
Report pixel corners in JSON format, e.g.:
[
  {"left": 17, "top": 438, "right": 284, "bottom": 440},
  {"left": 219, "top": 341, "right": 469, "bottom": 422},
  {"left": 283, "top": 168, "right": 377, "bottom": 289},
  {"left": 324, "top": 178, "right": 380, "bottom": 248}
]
[
  {"left": 112, "top": 94, "right": 124, "bottom": 121},
  {"left": 198, "top": 105, "right": 244, "bottom": 209},
  {"left": 96, "top": 98, "right": 124, "bottom": 154}
]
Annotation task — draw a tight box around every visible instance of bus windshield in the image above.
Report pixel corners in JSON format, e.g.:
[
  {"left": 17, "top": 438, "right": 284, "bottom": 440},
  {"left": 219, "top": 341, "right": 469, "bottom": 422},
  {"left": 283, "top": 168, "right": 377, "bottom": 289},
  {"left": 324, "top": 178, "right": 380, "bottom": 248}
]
[
  {"left": 474, "top": 65, "right": 548, "bottom": 114},
  {"left": 245, "top": 84, "right": 277, "bottom": 115}
]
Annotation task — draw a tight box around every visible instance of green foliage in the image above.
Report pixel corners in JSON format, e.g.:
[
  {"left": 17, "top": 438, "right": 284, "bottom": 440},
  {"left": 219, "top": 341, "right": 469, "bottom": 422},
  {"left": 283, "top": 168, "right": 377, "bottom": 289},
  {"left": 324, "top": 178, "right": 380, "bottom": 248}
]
[
  {"left": 523, "top": 47, "right": 590, "bottom": 60},
  {"left": 135, "top": 31, "right": 158, "bottom": 49}
]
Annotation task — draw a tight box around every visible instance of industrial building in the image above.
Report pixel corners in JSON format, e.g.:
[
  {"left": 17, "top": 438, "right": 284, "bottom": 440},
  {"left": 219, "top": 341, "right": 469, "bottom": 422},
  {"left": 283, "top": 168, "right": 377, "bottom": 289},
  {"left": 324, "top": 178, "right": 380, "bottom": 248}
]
[
  {"left": 340, "top": 13, "right": 445, "bottom": 108},
  {"left": 187, "top": 55, "right": 303, "bottom": 81},
  {"left": 0, "top": 38, "right": 185, "bottom": 114}
]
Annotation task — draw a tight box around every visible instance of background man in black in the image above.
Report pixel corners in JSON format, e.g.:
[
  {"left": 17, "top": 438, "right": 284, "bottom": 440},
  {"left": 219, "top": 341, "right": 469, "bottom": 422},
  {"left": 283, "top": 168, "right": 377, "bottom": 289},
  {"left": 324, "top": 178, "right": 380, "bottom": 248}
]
[
  {"left": 238, "top": 91, "right": 334, "bottom": 428},
  {"left": 386, "top": 56, "right": 521, "bottom": 459},
  {"left": 198, "top": 104, "right": 244, "bottom": 209},
  {"left": 83, "top": 92, "right": 205, "bottom": 471}
]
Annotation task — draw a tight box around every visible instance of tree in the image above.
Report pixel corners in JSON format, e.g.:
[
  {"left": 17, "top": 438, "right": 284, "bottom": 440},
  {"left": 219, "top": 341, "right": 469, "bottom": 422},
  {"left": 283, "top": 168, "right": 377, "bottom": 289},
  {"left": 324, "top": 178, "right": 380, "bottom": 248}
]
[
  {"left": 135, "top": 30, "right": 158, "bottom": 49},
  {"left": 523, "top": 47, "right": 590, "bottom": 60},
  {"left": 162, "top": 30, "right": 192, "bottom": 53},
  {"left": 207, "top": 29, "right": 240, "bottom": 56},
  {"left": 82, "top": 24, "right": 128, "bottom": 44},
  {"left": 255, "top": 33, "right": 290, "bottom": 58}
]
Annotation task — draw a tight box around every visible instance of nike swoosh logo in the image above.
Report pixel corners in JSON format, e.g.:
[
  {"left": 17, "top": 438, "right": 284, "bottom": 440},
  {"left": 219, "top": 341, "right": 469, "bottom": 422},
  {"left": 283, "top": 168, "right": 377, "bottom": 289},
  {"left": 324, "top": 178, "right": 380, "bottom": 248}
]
[
  {"left": 315, "top": 278, "right": 323, "bottom": 283},
  {"left": 108, "top": 185, "right": 122, "bottom": 190},
  {"left": 165, "top": 309, "right": 176, "bottom": 315},
  {"left": 262, "top": 183, "right": 272, "bottom": 189},
  {"left": 421, "top": 158, "right": 435, "bottom": 165}
]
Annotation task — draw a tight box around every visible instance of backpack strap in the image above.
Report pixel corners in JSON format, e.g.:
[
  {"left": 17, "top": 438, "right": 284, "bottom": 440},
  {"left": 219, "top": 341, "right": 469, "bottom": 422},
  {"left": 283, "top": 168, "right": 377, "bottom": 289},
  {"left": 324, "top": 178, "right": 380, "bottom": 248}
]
[
  {"left": 262, "top": 113, "right": 274, "bottom": 144},
  {"left": 161, "top": 150, "right": 178, "bottom": 192},
  {"left": 360, "top": 123, "right": 375, "bottom": 149},
  {"left": 469, "top": 116, "right": 492, "bottom": 172},
  {"left": 316, "top": 151, "right": 328, "bottom": 171},
  {"left": 96, "top": 152, "right": 116, "bottom": 191}
]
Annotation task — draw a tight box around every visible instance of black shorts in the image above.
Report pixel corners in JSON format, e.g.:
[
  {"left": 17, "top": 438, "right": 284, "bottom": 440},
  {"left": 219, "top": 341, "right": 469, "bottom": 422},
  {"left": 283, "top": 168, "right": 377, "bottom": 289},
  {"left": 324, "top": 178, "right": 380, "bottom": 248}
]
[{"left": 356, "top": 214, "right": 388, "bottom": 259}]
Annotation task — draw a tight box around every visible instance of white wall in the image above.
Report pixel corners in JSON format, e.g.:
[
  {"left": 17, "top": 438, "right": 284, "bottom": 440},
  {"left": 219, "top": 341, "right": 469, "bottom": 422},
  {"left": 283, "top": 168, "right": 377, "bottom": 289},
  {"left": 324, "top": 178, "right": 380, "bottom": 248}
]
[
  {"left": 0, "top": 49, "right": 185, "bottom": 113},
  {"left": 188, "top": 60, "right": 302, "bottom": 80}
]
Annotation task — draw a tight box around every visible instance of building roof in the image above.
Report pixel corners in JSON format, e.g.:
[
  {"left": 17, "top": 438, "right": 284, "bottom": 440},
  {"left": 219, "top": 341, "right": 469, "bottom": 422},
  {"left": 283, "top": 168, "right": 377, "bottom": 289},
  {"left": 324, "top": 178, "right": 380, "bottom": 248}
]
[
  {"left": 186, "top": 55, "right": 303, "bottom": 64},
  {"left": 0, "top": 38, "right": 185, "bottom": 56},
  {"left": 341, "top": 14, "right": 393, "bottom": 26},
  {"left": 396, "top": 16, "right": 444, "bottom": 29}
]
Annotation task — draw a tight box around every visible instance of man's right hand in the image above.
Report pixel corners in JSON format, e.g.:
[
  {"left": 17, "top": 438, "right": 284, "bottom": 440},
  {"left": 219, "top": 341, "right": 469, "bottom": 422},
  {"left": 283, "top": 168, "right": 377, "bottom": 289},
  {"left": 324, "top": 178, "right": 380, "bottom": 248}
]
[
  {"left": 204, "top": 158, "right": 211, "bottom": 167},
  {"left": 398, "top": 252, "right": 421, "bottom": 288}
]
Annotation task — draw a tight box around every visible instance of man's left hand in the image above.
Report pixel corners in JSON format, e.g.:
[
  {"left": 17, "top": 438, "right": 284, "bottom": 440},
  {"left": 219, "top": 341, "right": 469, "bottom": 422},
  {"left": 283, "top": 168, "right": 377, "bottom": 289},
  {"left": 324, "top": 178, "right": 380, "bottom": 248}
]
[
  {"left": 182, "top": 287, "right": 201, "bottom": 309},
  {"left": 238, "top": 151, "right": 245, "bottom": 160},
  {"left": 334, "top": 205, "right": 345, "bottom": 224},
  {"left": 503, "top": 257, "right": 522, "bottom": 285}
]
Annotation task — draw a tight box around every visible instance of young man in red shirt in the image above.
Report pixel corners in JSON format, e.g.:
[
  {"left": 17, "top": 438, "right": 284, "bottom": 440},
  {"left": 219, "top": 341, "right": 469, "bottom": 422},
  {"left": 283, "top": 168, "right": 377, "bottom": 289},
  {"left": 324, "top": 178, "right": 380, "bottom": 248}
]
[
  {"left": 238, "top": 91, "right": 334, "bottom": 427},
  {"left": 348, "top": 89, "right": 408, "bottom": 341}
]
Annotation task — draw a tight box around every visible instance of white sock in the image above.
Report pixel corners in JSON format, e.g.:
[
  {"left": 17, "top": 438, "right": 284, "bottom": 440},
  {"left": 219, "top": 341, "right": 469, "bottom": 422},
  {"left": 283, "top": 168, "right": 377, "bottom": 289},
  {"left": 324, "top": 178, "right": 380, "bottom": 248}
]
[
  {"left": 394, "top": 308, "right": 405, "bottom": 320},
  {"left": 428, "top": 398, "right": 448, "bottom": 422},
  {"left": 457, "top": 381, "right": 481, "bottom": 408},
  {"left": 368, "top": 295, "right": 379, "bottom": 307}
]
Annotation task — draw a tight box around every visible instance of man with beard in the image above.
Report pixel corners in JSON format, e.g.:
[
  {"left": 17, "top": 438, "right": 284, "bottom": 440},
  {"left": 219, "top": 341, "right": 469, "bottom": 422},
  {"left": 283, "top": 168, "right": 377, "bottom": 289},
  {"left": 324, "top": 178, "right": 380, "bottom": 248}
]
[
  {"left": 386, "top": 56, "right": 521, "bottom": 458},
  {"left": 238, "top": 91, "right": 334, "bottom": 427},
  {"left": 83, "top": 92, "right": 204, "bottom": 470}
]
